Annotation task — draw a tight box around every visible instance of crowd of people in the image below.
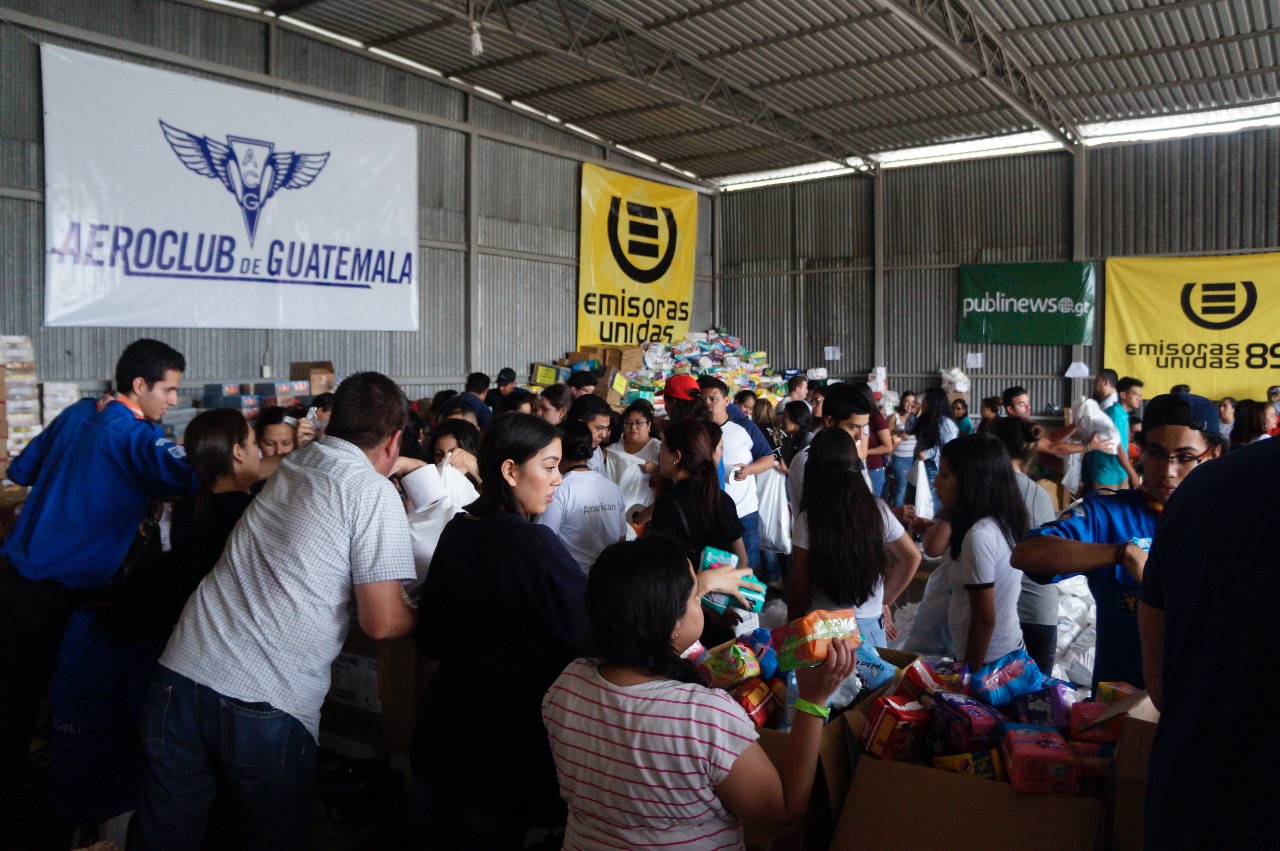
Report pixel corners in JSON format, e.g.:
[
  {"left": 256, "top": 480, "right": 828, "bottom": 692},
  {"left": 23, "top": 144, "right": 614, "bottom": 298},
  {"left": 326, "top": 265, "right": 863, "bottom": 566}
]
[{"left": 0, "top": 338, "right": 1274, "bottom": 850}]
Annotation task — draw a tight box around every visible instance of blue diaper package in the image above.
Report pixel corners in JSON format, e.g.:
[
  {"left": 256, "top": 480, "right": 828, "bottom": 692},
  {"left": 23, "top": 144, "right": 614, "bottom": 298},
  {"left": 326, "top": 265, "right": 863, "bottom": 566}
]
[
  {"left": 739, "top": 628, "right": 779, "bottom": 681},
  {"left": 855, "top": 642, "right": 896, "bottom": 691},
  {"left": 970, "top": 648, "right": 1045, "bottom": 707}
]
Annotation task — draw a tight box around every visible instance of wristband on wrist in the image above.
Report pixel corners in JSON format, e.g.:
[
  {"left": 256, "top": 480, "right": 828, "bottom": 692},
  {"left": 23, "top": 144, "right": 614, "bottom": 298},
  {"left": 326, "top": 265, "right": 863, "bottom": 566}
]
[
  {"left": 1114, "top": 542, "right": 1128, "bottom": 566},
  {"left": 794, "top": 697, "right": 830, "bottom": 720}
]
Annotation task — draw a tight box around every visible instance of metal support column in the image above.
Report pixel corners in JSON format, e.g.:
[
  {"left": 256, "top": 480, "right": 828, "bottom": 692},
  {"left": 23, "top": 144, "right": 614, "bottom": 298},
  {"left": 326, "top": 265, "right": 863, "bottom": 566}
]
[
  {"left": 873, "top": 170, "right": 886, "bottom": 369},
  {"left": 466, "top": 93, "right": 480, "bottom": 374},
  {"left": 1070, "top": 144, "right": 1089, "bottom": 406}
]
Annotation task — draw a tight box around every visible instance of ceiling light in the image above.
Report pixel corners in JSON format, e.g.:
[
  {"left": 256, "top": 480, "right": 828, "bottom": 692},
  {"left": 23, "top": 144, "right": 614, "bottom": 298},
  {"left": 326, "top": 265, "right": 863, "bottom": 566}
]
[
  {"left": 712, "top": 160, "right": 861, "bottom": 191},
  {"left": 1080, "top": 103, "right": 1280, "bottom": 146},
  {"left": 469, "top": 21, "right": 484, "bottom": 57},
  {"left": 202, "top": 0, "right": 262, "bottom": 12},
  {"left": 278, "top": 15, "right": 364, "bottom": 48},
  {"left": 872, "top": 131, "right": 1063, "bottom": 169}
]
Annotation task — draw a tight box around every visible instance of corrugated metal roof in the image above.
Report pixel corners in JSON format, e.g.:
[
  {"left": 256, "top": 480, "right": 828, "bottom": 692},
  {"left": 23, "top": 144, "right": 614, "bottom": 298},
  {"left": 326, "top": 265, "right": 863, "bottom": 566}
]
[{"left": 273, "top": 0, "right": 1280, "bottom": 177}]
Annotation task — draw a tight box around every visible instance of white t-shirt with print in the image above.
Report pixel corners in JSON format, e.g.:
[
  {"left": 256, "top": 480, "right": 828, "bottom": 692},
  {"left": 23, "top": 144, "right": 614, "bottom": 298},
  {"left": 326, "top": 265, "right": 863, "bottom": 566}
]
[
  {"left": 535, "top": 470, "right": 629, "bottom": 574},
  {"left": 791, "top": 499, "right": 906, "bottom": 618},
  {"left": 946, "top": 516, "right": 1025, "bottom": 664},
  {"left": 720, "top": 420, "right": 759, "bottom": 517}
]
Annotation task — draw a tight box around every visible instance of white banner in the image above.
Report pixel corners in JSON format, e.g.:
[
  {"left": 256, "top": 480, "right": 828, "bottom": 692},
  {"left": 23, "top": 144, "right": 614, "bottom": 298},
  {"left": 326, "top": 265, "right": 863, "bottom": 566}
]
[{"left": 41, "top": 45, "right": 419, "bottom": 330}]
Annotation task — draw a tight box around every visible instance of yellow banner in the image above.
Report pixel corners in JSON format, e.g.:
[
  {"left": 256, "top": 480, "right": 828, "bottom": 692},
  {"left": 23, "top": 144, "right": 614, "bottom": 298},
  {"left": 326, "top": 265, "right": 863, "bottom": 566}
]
[
  {"left": 577, "top": 163, "right": 697, "bottom": 348},
  {"left": 1104, "top": 253, "right": 1280, "bottom": 400}
]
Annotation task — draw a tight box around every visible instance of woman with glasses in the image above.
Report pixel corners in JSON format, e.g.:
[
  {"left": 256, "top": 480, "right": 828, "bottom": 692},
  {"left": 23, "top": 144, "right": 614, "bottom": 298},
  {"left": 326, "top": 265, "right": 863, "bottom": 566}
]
[
  {"left": 1012, "top": 393, "right": 1225, "bottom": 694},
  {"left": 606, "top": 400, "right": 662, "bottom": 516}
]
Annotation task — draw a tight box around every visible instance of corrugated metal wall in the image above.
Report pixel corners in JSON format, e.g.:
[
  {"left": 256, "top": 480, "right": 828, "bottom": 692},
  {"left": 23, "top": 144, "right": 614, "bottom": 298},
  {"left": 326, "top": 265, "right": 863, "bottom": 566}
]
[{"left": 0, "top": 0, "right": 714, "bottom": 397}]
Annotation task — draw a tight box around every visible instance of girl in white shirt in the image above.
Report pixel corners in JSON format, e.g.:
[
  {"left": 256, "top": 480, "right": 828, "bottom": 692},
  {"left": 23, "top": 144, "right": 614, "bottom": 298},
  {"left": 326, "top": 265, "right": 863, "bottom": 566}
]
[
  {"left": 788, "top": 428, "right": 921, "bottom": 648},
  {"left": 933, "top": 434, "right": 1030, "bottom": 666},
  {"left": 537, "top": 421, "right": 630, "bottom": 573}
]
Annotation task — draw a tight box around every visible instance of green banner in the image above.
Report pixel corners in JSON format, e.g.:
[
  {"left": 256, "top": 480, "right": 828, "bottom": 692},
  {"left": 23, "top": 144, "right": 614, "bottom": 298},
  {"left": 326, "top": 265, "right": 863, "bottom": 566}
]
[{"left": 958, "top": 262, "right": 1096, "bottom": 344}]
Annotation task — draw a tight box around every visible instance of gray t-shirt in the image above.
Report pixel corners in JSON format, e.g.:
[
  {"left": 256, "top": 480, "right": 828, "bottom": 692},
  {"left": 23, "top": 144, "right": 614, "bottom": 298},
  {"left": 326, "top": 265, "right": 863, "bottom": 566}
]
[
  {"left": 1015, "top": 472, "right": 1060, "bottom": 626},
  {"left": 161, "top": 437, "right": 416, "bottom": 739}
]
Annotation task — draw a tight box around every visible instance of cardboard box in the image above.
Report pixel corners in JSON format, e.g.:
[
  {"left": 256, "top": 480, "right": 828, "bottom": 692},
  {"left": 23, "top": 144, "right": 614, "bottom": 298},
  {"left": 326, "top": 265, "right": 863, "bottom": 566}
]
[
  {"left": 530, "top": 363, "right": 570, "bottom": 386},
  {"left": 290, "top": 361, "right": 336, "bottom": 395},
  {"left": 747, "top": 717, "right": 853, "bottom": 851},
  {"left": 947, "top": 391, "right": 971, "bottom": 406},
  {"left": 320, "top": 625, "right": 430, "bottom": 755},
  {"left": 592, "top": 367, "right": 628, "bottom": 406},
  {"left": 1109, "top": 716, "right": 1157, "bottom": 851},
  {"left": 248, "top": 381, "right": 293, "bottom": 397},
  {"left": 834, "top": 757, "right": 1103, "bottom": 849}
]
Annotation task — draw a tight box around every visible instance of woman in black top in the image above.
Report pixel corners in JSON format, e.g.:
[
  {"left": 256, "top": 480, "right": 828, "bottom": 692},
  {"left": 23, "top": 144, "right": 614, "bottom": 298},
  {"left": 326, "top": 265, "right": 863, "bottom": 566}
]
[
  {"left": 413, "top": 414, "right": 587, "bottom": 850},
  {"left": 650, "top": 419, "right": 747, "bottom": 565}
]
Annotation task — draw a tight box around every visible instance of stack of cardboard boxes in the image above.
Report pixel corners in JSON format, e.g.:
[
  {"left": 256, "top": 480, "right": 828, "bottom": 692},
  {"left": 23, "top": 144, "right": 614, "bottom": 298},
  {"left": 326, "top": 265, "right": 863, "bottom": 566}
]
[
  {"left": 530, "top": 345, "right": 643, "bottom": 407},
  {"left": 2, "top": 336, "right": 40, "bottom": 475}
]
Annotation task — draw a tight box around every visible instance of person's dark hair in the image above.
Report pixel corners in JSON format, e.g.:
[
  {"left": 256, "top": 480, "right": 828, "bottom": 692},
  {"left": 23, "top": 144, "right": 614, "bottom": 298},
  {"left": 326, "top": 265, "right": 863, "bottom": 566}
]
[
  {"left": 496, "top": 390, "right": 533, "bottom": 414},
  {"left": 254, "top": 405, "right": 290, "bottom": 440},
  {"left": 622, "top": 399, "right": 655, "bottom": 427},
  {"left": 751, "top": 398, "right": 778, "bottom": 433},
  {"left": 1001, "top": 386, "right": 1028, "bottom": 411},
  {"left": 734, "top": 390, "right": 757, "bottom": 407},
  {"left": 787, "top": 375, "right": 807, "bottom": 394},
  {"left": 913, "top": 387, "right": 949, "bottom": 451},
  {"left": 560, "top": 420, "right": 596, "bottom": 464},
  {"left": 851, "top": 382, "right": 878, "bottom": 410},
  {"left": 1169, "top": 383, "right": 1190, "bottom": 394},
  {"left": 325, "top": 372, "right": 409, "bottom": 450},
  {"left": 311, "top": 392, "right": 335, "bottom": 413},
  {"left": 897, "top": 391, "right": 916, "bottom": 414},
  {"left": 437, "top": 398, "right": 477, "bottom": 423},
  {"left": 1219, "top": 396, "right": 1237, "bottom": 412},
  {"left": 568, "top": 393, "right": 612, "bottom": 425},
  {"left": 662, "top": 418, "right": 727, "bottom": 541},
  {"left": 979, "top": 396, "right": 1001, "bottom": 416},
  {"left": 1229, "top": 399, "right": 1267, "bottom": 450},
  {"left": 1097, "top": 369, "right": 1119, "bottom": 389},
  {"left": 821, "top": 383, "right": 873, "bottom": 425},
  {"left": 665, "top": 394, "right": 701, "bottom": 423},
  {"left": 951, "top": 398, "right": 969, "bottom": 417},
  {"left": 585, "top": 536, "right": 700, "bottom": 684},
  {"left": 185, "top": 408, "right": 249, "bottom": 488},
  {"left": 465, "top": 372, "right": 490, "bottom": 394},
  {"left": 567, "top": 371, "right": 597, "bottom": 391},
  {"left": 400, "top": 409, "right": 429, "bottom": 461},
  {"left": 429, "top": 389, "right": 459, "bottom": 416},
  {"left": 606, "top": 410, "right": 622, "bottom": 447},
  {"left": 466, "top": 413, "right": 561, "bottom": 517},
  {"left": 540, "top": 383, "right": 575, "bottom": 415},
  {"left": 696, "top": 376, "right": 730, "bottom": 397},
  {"left": 424, "top": 420, "right": 482, "bottom": 480},
  {"left": 114, "top": 338, "right": 185, "bottom": 394},
  {"left": 940, "top": 434, "right": 1029, "bottom": 560},
  {"left": 783, "top": 401, "right": 812, "bottom": 433},
  {"left": 988, "top": 415, "right": 1043, "bottom": 470},
  {"left": 1117, "top": 377, "right": 1144, "bottom": 393},
  {"left": 800, "top": 428, "right": 887, "bottom": 608}
]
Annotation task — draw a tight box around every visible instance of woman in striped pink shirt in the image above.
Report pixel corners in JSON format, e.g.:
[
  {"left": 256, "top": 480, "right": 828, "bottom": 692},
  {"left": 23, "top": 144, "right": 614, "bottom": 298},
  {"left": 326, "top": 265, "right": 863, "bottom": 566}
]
[{"left": 542, "top": 536, "right": 855, "bottom": 851}]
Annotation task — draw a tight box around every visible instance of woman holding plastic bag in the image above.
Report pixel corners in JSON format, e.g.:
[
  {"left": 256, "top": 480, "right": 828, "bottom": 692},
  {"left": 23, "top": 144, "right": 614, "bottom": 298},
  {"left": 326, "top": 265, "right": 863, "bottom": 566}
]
[
  {"left": 542, "top": 536, "right": 856, "bottom": 851},
  {"left": 606, "top": 400, "right": 661, "bottom": 517},
  {"left": 787, "top": 429, "right": 921, "bottom": 648}
]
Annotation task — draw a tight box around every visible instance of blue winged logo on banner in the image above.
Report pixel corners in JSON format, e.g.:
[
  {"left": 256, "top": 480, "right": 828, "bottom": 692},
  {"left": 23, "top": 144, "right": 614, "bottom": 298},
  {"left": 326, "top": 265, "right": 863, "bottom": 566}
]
[{"left": 159, "top": 120, "right": 329, "bottom": 246}]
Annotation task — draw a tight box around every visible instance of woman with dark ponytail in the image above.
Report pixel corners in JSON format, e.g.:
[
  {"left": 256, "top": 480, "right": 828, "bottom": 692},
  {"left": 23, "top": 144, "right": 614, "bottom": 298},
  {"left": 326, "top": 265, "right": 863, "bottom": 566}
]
[
  {"left": 542, "top": 536, "right": 856, "bottom": 850},
  {"left": 788, "top": 428, "right": 920, "bottom": 647},
  {"left": 650, "top": 419, "right": 748, "bottom": 566}
]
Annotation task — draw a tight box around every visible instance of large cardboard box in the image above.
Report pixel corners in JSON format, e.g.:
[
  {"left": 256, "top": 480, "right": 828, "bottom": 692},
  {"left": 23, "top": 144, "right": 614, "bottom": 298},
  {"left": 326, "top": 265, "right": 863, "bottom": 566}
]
[
  {"left": 290, "top": 361, "right": 337, "bottom": 395},
  {"left": 747, "top": 718, "right": 853, "bottom": 851},
  {"left": 319, "top": 625, "right": 430, "bottom": 755},
  {"left": 1109, "top": 716, "right": 1156, "bottom": 851},
  {"left": 833, "top": 757, "right": 1102, "bottom": 849},
  {"left": 592, "top": 367, "right": 629, "bottom": 406}
]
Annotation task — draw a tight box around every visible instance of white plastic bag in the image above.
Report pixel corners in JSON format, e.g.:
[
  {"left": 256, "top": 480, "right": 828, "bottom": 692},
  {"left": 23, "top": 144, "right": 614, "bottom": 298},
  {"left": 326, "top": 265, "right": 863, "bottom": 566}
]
[
  {"left": 604, "top": 448, "right": 654, "bottom": 513},
  {"left": 405, "top": 465, "right": 480, "bottom": 587},
  {"left": 1071, "top": 396, "right": 1121, "bottom": 453},
  {"left": 912, "top": 459, "right": 935, "bottom": 520},
  {"left": 756, "top": 466, "right": 792, "bottom": 554}
]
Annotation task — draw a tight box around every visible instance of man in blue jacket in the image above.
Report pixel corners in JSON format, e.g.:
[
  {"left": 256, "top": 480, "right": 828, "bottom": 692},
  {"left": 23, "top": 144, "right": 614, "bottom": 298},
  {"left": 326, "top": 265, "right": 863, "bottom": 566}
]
[{"left": 0, "top": 338, "right": 195, "bottom": 824}]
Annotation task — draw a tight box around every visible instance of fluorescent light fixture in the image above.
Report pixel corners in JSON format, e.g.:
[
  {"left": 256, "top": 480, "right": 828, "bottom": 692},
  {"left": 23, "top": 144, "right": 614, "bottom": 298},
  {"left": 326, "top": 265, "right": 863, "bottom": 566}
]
[
  {"left": 712, "top": 160, "right": 862, "bottom": 191},
  {"left": 1080, "top": 102, "right": 1280, "bottom": 146},
  {"left": 278, "top": 15, "right": 364, "bottom": 48},
  {"left": 615, "top": 144, "right": 658, "bottom": 163},
  {"left": 564, "top": 123, "right": 603, "bottom": 141},
  {"left": 202, "top": 0, "right": 262, "bottom": 12},
  {"left": 471, "top": 85, "right": 504, "bottom": 100},
  {"left": 873, "top": 131, "right": 1062, "bottom": 168},
  {"left": 368, "top": 47, "right": 443, "bottom": 76},
  {"left": 661, "top": 163, "right": 700, "bottom": 179},
  {"left": 510, "top": 100, "right": 550, "bottom": 118}
]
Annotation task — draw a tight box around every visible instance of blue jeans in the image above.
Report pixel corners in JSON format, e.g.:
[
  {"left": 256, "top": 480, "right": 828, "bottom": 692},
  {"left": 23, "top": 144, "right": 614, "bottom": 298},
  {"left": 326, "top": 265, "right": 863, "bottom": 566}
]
[
  {"left": 133, "top": 666, "right": 317, "bottom": 851},
  {"left": 867, "top": 467, "right": 886, "bottom": 500},
  {"left": 857, "top": 615, "right": 887, "bottom": 649},
  {"left": 889, "top": 455, "right": 913, "bottom": 507},
  {"left": 739, "top": 511, "right": 761, "bottom": 576},
  {"left": 924, "top": 459, "right": 940, "bottom": 509}
]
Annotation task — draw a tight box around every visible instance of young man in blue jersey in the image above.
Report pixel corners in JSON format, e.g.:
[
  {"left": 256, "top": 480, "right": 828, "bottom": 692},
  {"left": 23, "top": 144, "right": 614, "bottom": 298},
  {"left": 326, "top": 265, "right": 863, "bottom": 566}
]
[
  {"left": 1010, "top": 393, "right": 1224, "bottom": 694},
  {"left": 0, "top": 339, "right": 196, "bottom": 828}
]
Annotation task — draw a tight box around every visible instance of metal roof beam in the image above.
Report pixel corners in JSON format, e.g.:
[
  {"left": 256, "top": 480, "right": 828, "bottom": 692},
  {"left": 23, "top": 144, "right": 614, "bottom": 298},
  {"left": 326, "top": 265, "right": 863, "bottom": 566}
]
[
  {"left": 794, "top": 77, "right": 975, "bottom": 116},
  {"left": 753, "top": 46, "right": 935, "bottom": 93},
  {"left": 616, "top": 122, "right": 742, "bottom": 147},
  {"left": 563, "top": 100, "right": 683, "bottom": 124},
  {"left": 697, "top": 10, "right": 893, "bottom": 61},
  {"left": 871, "top": 0, "right": 1076, "bottom": 145},
  {"left": 515, "top": 75, "right": 616, "bottom": 101},
  {"left": 365, "top": 14, "right": 458, "bottom": 49},
  {"left": 1029, "top": 29, "right": 1280, "bottom": 74},
  {"left": 1000, "top": 0, "right": 1228, "bottom": 39},
  {"left": 1048, "top": 66, "right": 1280, "bottom": 103},
  {"left": 666, "top": 140, "right": 794, "bottom": 167},
  {"left": 269, "top": 0, "right": 326, "bottom": 14},
  {"left": 438, "top": 50, "right": 544, "bottom": 77},
  {"left": 641, "top": 0, "right": 762, "bottom": 32},
  {"left": 415, "top": 0, "right": 872, "bottom": 164},
  {"left": 831, "top": 103, "right": 1009, "bottom": 136}
]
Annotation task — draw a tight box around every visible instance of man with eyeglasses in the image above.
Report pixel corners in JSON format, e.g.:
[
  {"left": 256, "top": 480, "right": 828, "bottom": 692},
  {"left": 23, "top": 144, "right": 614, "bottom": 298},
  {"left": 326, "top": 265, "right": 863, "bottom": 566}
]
[{"left": 1010, "top": 393, "right": 1224, "bottom": 695}]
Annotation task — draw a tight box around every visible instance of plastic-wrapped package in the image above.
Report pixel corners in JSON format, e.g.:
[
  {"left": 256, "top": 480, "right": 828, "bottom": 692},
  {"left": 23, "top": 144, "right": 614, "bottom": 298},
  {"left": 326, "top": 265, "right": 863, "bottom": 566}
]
[
  {"left": 731, "top": 678, "right": 775, "bottom": 727},
  {"left": 1096, "top": 681, "right": 1140, "bottom": 705},
  {"left": 1069, "top": 701, "right": 1123, "bottom": 744},
  {"left": 930, "top": 659, "right": 972, "bottom": 695},
  {"left": 1068, "top": 741, "right": 1116, "bottom": 779},
  {"left": 887, "top": 601, "right": 917, "bottom": 650},
  {"left": 1003, "top": 729, "right": 1080, "bottom": 794},
  {"left": 699, "top": 546, "right": 766, "bottom": 615},
  {"left": 695, "top": 640, "right": 760, "bottom": 689},
  {"left": 893, "top": 659, "right": 951, "bottom": 703},
  {"left": 1011, "top": 681, "right": 1075, "bottom": 728},
  {"left": 855, "top": 642, "right": 896, "bottom": 692},
  {"left": 930, "top": 691, "right": 1006, "bottom": 753},
  {"left": 770, "top": 609, "right": 861, "bottom": 671},
  {"left": 970, "top": 648, "right": 1045, "bottom": 706},
  {"left": 859, "top": 696, "right": 930, "bottom": 759},
  {"left": 933, "top": 748, "right": 1005, "bottom": 781},
  {"left": 738, "top": 629, "right": 779, "bottom": 681}
]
